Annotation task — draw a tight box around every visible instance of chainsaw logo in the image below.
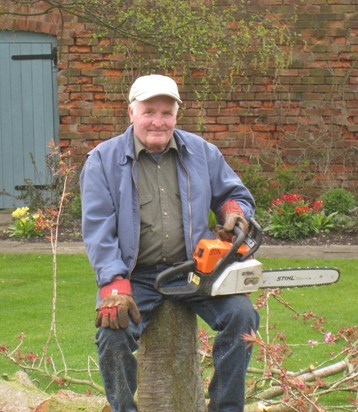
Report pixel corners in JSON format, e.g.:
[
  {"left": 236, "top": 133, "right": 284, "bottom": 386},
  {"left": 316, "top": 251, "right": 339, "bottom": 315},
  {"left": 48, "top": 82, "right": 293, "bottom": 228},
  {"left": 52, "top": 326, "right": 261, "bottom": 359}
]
[{"left": 277, "top": 275, "right": 295, "bottom": 281}]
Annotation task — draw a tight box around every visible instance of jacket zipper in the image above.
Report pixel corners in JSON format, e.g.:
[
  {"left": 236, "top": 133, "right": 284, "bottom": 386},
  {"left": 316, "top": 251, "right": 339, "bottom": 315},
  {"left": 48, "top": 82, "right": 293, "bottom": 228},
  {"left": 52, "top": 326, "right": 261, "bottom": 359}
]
[
  {"left": 177, "top": 153, "right": 193, "bottom": 254},
  {"left": 129, "top": 159, "right": 140, "bottom": 279}
]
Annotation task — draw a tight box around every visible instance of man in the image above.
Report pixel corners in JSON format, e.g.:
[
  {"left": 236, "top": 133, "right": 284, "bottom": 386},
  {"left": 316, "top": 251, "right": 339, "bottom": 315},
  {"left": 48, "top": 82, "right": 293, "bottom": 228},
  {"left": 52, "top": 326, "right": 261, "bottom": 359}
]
[{"left": 80, "top": 74, "right": 259, "bottom": 412}]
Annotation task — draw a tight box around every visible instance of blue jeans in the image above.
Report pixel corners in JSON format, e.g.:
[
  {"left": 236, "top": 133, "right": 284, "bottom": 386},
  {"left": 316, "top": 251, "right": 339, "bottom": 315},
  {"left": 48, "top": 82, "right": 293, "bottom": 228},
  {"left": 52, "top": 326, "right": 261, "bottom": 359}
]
[{"left": 96, "top": 264, "right": 260, "bottom": 412}]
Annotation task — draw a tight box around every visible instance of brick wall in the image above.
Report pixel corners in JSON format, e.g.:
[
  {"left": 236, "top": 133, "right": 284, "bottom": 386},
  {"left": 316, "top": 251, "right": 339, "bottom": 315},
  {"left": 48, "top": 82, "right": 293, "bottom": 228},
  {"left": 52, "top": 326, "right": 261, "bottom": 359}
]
[{"left": 1, "top": 0, "right": 357, "bottom": 193}]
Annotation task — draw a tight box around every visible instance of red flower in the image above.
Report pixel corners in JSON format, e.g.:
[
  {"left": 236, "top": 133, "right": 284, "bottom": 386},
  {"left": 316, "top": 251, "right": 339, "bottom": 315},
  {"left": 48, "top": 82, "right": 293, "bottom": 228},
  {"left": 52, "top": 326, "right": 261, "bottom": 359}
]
[
  {"left": 281, "top": 194, "right": 304, "bottom": 204},
  {"left": 295, "top": 206, "right": 310, "bottom": 215},
  {"left": 312, "top": 199, "right": 323, "bottom": 212},
  {"left": 271, "top": 198, "right": 283, "bottom": 207}
]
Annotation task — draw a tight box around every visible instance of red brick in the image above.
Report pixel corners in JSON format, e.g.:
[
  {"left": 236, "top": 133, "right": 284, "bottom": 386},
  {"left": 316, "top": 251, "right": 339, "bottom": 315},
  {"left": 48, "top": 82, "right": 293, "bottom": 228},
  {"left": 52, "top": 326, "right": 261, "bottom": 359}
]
[
  {"left": 2, "top": 0, "right": 356, "bottom": 191},
  {"left": 69, "top": 46, "right": 92, "bottom": 53}
]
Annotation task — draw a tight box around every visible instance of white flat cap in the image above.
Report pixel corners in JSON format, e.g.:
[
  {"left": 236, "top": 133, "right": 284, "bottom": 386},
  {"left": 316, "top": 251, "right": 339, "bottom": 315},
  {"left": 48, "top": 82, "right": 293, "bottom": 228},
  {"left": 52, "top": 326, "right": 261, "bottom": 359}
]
[{"left": 129, "top": 74, "right": 182, "bottom": 103}]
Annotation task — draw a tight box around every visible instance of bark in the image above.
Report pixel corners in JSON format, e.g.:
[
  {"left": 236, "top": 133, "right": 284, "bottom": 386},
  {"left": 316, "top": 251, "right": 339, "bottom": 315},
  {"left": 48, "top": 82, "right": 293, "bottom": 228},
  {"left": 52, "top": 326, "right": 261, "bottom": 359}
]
[{"left": 137, "top": 300, "right": 206, "bottom": 412}]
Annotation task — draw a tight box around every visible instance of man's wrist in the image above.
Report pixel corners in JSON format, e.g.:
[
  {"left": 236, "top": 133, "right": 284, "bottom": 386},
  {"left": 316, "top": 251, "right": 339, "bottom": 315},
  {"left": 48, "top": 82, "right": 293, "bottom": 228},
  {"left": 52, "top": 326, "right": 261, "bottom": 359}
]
[
  {"left": 221, "top": 199, "right": 245, "bottom": 221},
  {"left": 99, "top": 278, "right": 132, "bottom": 300}
]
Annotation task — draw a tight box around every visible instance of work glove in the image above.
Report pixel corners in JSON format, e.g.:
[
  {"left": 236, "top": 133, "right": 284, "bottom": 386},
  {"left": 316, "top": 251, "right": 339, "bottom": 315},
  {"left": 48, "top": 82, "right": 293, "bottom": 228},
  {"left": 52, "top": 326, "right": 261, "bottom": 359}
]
[
  {"left": 216, "top": 199, "right": 249, "bottom": 241},
  {"left": 95, "top": 278, "right": 141, "bottom": 329}
]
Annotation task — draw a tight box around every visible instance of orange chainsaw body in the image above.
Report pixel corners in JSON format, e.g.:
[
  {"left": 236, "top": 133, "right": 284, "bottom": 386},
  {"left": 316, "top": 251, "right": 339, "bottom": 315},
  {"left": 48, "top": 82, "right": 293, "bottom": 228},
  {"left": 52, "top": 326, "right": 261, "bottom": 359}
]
[{"left": 193, "top": 238, "right": 250, "bottom": 274}]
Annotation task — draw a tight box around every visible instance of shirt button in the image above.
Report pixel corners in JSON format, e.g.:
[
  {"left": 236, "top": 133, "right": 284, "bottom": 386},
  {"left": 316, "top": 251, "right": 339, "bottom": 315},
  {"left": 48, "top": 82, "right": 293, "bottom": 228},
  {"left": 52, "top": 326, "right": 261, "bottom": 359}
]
[
  {"left": 165, "top": 234, "right": 169, "bottom": 238},
  {"left": 163, "top": 212, "right": 168, "bottom": 216}
]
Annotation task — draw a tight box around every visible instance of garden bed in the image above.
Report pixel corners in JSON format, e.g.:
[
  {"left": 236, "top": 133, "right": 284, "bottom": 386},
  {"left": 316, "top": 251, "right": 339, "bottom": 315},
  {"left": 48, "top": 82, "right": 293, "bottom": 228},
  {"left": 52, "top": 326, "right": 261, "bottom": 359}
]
[{"left": 0, "top": 216, "right": 357, "bottom": 246}]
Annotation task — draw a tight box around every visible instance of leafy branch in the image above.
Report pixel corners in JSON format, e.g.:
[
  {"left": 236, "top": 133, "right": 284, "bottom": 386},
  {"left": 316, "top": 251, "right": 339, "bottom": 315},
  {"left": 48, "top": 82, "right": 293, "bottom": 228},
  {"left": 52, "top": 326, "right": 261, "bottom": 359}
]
[{"left": 1, "top": 0, "right": 296, "bottom": 103}]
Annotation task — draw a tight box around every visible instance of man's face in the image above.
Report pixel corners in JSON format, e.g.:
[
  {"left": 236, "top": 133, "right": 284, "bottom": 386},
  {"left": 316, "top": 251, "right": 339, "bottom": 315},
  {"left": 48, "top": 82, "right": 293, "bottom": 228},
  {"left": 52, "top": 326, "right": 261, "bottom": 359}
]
[{"left": 128, "top": 95, "right": 178, "bottom": 153}]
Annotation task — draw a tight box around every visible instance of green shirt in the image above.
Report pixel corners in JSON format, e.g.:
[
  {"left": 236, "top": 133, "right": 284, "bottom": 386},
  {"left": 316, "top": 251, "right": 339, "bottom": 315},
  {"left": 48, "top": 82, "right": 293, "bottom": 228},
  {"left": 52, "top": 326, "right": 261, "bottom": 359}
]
[{"left": 134, "top": 135, "right": 187, "bottom": 266}]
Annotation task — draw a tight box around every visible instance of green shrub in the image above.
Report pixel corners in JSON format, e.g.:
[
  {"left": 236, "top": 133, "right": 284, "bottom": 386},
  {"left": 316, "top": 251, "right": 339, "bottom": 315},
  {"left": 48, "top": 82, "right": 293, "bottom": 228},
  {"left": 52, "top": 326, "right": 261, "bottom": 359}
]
[
  {"left": 67, "top": 193, "right": 82, "bottom": 220},
  {"left": 274, "top": 160, "right": 312, "bottom": 195},
  {"left": 322, "top": 188, "right": 356, "bottom": 215},
  {"left": 332, "top": 208, "right": 358, "bottom": 232},
  {"left": 239, "top": 164, "right": 275, "bottom": 209},
  {"left": 239, "top": 161, "right": 314, "bottom": 211}
]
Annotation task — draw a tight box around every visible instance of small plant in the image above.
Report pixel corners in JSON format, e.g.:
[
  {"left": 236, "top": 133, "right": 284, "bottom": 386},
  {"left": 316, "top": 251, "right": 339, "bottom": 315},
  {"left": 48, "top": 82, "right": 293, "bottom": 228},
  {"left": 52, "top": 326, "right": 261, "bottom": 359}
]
[
  {"left": 264, "top": 194, "right": 336, "bottom": 240},
  {"left": 239, "top": 163, "right": 276, "bottom": 209},
  {"left": 274, "top": 160, "right": 313, "bottom": 195},
  {"left": 332, "top": 209, "right": 358, "bottom": 233},
  {"left": 208, "top": 209, "right": 217, "bottom": 230},
  {"left": 7, "top": 207, "right": 47, "bottom": 239},
  {"left": 322, "top": 188, "right": 356, "bottom": 215},
  {"left": 310, "top": 209, "right": 338, "bottom": 233}
]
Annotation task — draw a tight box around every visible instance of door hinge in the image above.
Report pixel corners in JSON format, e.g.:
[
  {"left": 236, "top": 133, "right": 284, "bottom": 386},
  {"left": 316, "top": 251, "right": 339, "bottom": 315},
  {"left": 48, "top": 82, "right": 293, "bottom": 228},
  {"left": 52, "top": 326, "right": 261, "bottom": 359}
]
[{"left": 12, "top": 47, "right": 57, "bottom": 66}]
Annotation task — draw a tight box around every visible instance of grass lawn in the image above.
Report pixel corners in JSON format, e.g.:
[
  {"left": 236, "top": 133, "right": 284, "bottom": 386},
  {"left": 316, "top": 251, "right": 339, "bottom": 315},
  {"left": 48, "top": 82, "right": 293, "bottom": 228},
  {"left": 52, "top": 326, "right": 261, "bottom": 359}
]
[
  {"left": 0, "top": 254, "right": 100, "bottom": 393},
  {"left": 0, "top": 254, "right": 356, "bottom": 407}
]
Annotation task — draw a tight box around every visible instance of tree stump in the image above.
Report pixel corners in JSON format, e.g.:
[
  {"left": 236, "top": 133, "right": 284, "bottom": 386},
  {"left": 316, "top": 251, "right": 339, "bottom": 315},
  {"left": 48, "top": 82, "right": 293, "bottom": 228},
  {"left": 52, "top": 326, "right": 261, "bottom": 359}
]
[{"left": 137, "top": 300, "right": 206, "bottom": 412}]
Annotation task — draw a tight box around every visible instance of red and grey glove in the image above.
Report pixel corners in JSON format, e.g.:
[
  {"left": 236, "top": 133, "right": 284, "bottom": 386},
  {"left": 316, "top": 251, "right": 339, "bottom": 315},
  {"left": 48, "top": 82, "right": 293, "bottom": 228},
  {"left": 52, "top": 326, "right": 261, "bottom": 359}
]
[
  {"left": 95, "top": 278, "right": 141, "bottom": 329},
  {"left": 216, "top": 199, "right": 249, "bottom": 241}
]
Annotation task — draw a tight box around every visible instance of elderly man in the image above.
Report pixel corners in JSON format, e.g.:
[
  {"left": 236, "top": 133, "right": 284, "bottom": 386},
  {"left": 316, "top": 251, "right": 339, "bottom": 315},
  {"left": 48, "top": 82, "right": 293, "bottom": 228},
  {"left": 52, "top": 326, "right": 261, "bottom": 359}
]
[{"left": 80, "top": 74, "right": 259, "bottom": 412}]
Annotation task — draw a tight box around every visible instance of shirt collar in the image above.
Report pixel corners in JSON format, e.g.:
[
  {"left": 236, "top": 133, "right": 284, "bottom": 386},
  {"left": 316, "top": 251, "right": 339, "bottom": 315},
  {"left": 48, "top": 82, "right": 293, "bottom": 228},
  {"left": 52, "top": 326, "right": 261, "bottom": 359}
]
[{"left": 133, "top": 134, "right": 178, "bottom": 159}]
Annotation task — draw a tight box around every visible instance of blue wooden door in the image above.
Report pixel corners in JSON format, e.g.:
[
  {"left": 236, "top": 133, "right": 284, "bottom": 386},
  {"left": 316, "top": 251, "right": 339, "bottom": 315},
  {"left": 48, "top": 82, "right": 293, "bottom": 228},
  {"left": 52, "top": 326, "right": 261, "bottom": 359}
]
[{"left": 0, "top": 31, "right": 58, "bottom": 209}]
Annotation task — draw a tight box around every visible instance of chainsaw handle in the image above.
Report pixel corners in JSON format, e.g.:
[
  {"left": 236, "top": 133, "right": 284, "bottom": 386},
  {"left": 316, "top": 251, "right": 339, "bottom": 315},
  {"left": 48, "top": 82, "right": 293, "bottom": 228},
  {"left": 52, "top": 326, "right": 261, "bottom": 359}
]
[
  {"left": 236, "top": 218, "right": 262, "bottom": 261},
  {"left": 212, "top": 218, "right": 262, "bottom": 274},
  {"left": 210, "top": 222, "right": 247, "bottom": 274},
  {"left": 154, "top": 260, "right": 195, "bottom": 293}
]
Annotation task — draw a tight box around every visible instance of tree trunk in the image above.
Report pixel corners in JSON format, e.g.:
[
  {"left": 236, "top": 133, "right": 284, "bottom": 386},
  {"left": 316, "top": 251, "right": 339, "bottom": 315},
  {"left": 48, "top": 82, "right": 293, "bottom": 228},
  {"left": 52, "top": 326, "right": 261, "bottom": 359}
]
[{"left": 137, "top": 300, "right": 206, "bottom": 412}]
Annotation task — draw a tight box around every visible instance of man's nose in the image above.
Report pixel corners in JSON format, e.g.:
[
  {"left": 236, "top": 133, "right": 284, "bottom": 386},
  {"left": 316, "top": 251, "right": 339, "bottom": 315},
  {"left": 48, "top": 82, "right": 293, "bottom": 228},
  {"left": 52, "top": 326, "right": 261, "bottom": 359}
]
[{"left": 151, "top": 115, "right": 165, "bottom": 127}]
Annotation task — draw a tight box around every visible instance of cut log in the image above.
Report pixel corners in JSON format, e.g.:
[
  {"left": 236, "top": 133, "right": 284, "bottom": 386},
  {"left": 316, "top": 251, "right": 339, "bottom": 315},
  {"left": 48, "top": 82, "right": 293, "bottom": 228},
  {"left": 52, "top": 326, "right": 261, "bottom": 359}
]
[
  {"left": 0, "top": 371, "right": 109, "bottom": 412},
  {"left": 0, "top": 371, "right": 50, "bottom": 412},
  {"left": 137, "top": 300, "right": 206, "bottom": 412}
]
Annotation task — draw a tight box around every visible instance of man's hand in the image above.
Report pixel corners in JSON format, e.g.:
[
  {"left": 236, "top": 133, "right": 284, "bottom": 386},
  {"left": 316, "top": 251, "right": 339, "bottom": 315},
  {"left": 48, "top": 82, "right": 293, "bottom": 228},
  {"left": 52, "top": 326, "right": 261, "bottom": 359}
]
[
  {"left": 95, "top": 279, "right": 141, "bottom": 329},
  {"left": 216, "top": 199, "right": 249, "bottom": 241}
]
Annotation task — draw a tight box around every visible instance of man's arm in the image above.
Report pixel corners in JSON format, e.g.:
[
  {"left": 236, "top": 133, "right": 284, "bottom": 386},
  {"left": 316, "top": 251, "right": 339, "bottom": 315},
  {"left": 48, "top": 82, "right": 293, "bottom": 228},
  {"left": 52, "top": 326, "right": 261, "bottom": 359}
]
[{"left": 80, "top": 154, "right": 129, "bottom": 288}]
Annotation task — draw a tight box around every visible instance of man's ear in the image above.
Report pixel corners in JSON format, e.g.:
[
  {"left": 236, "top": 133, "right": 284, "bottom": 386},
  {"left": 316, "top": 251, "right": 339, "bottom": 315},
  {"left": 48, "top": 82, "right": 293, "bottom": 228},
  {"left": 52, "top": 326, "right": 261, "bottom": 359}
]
[{"left": 128, "top": 106, "right": 134, "bottom": 123}]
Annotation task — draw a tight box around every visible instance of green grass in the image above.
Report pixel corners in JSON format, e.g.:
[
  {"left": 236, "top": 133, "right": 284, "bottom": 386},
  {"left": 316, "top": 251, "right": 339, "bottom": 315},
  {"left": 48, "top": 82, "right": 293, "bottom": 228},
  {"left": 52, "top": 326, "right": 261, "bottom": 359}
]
[
  {"left": 0, "top": 254, "right": 357, "bottom": 407},
  {"left": 0, "top": 254, "right": 100, "bottom": 393}
]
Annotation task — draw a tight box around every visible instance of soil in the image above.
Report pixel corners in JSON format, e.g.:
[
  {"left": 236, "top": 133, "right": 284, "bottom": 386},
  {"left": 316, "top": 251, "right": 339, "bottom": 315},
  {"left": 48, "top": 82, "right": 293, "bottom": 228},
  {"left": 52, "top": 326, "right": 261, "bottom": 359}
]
[{"left": 262, "top": 229, "right": 358, "bottom": 246}]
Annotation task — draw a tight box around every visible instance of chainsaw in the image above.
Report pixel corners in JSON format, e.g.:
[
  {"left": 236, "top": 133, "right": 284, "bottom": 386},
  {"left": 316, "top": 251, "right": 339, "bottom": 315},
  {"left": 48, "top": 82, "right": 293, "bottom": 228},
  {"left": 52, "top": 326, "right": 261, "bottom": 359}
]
[{"left": 154, "top": 218, "right": 340, "bottom": 296}]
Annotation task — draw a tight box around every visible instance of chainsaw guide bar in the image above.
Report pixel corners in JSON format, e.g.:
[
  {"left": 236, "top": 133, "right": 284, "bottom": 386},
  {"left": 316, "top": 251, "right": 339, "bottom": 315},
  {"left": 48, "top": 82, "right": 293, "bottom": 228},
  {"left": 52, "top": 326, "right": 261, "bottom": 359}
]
[{"left": 262, "top": 267, "right": 340, "bottom": 289}]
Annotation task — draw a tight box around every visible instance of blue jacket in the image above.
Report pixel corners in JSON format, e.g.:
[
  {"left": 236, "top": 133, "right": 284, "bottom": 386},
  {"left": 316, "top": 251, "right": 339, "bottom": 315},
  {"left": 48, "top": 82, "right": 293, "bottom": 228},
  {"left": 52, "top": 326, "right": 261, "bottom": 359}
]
[{"left": 80, "top": 125, "right": 255, "bottom": 290}]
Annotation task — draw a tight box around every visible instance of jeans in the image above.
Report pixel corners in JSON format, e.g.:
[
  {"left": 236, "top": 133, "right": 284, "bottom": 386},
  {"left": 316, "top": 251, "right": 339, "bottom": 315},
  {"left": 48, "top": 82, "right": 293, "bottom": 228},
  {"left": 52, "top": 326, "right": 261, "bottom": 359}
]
[{"left": 96, "top": 264, "right": 260, "bottom": 412}]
